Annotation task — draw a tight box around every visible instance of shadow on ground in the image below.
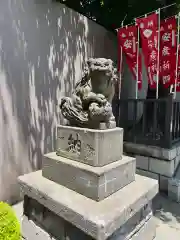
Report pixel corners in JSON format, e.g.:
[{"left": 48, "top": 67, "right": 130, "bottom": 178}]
[{"left": 153, "top": 193, "right": 180, "bottom": 226}]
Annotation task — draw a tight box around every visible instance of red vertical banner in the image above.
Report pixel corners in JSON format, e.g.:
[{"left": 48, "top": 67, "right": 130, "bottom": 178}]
[
  {"left": 136, "top": 13, "right": 159, "bottom": 89},
  {"left": 160, "top": 17, "right": 177, "bottom": 88},
  {"left": 118, "top": 25, "right": 142, "bottom": 89}
]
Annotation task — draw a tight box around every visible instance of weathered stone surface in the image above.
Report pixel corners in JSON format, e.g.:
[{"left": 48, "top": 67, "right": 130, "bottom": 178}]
[
  {"left": 60, "top": 58, "right": 118, "bottom": 129},
  {"left": 22, "top": 213, "right": 155, "bottom": 240},
  {"left": 99, "top": 121, "right": 116, "bottom": 130},
  {"left": 23, "top": 195, "right": 65, "bottom": 239},
  {"left": 111, "top": 215, "right": 155, "bottom": 240},
  {"left": 127, "top": 217, "right": 155, "bottom": 240},
  {"left": 42, "top": 153, "right": 136, "bottom": 201},
  {"left": 149, "top": 157, "right": 174, "bottom": 177},
  {"left": 168, "top": 163, "right": 180, "bottom": 202},
  {"left": 22, "top": 216, "right": 57, "bottom": 240},
  {"left": 136, "top": 155, "right": 149, "bottom": 170},
  {"left": 136, "top": 169, "right": 170, "bottom": 193},
  {"left": 56, "top": 125, "right": 123, "bottom": 166},
  {"left": 136, "top": 169, "right": 158, "bottom": 181},
  {"left": 18, "top": 171, "right": 158, "bottom": 240},
  {"left": 168, "top": 178, "right": 180, "bottom": 202},
  {"left": 108, "top": 209, "right": 153, "bottom": 239},
  {"left": 177, "top": 145, "right": 180, "bottom": 156},
  {"left": 159, "top": 175, "right": 169, "bottom": 193},
  {"left": 125, "top": 143, "right": 180, "bottom": 189},
  {"left": 124, "top": 142, "right": 179, "bottom": 161},
  {"left": 135, "top": 154, "right": 179, "bottom": 178},
  {"left": 174, "top": 154, "right": 180, "bottom": 170},
  {"left": 23, "top": 195, "right": 153, "bottom": 240}
]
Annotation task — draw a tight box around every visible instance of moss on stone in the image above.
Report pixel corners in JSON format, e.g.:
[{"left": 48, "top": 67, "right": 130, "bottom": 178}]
[{"left": 0, "top": 202, "right": 21, "bottom": 240}]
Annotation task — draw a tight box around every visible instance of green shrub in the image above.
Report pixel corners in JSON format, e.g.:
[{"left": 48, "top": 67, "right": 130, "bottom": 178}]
[{"left": 0, "top": 202, "right": 21, "bottom": 240}]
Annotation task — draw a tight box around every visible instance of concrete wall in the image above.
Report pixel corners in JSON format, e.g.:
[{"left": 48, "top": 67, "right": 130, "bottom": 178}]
[
  {"left": 0, "top": 0, "right": 117, "bottom": 203},
  {"left": 121, "top": 53, "right": 148, "bottom": 100},
  {"left": 119, "top": 53, "right": 149, "bottom": 125}
]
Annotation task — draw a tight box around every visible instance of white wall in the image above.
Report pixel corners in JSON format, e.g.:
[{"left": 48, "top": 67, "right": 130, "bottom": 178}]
[
  {"left": 120, "top": 52, "right": 149, "bottom": 124},
  {"left": 0, "top": 0, "right": 117, "bottom": 203},
  {"left": 121, "top": 52, "right": 148, "bottom": 100}
]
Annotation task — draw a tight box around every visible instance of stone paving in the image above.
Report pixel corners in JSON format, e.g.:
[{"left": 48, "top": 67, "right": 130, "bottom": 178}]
[
  {"left": 13, "top": 193, "right": 180, "bottom": 240},
  {"left": 153, "top": 194, "right": 180, "bottom": 240}
]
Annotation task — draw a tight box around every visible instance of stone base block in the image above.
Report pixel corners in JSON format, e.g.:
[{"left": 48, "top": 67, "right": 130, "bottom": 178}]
[
  {"left": 136, "top": 169, "right": 170, "bottom": 193},
  {"left": 136, "top": 169, "right": 159, "bottom": 181},
  {"left": 56, "top": 125, "right": 123, "bottom": 166},
  {"left": 22, "top": 216, "right": 56, "bottom": 240},
  {"left": 18, "top": 171, "right": 158, "bottom": 240},
  {"left": 128, "top": 217, "right": 155, "bottom": 240},
  {"left": 124, "top": 142, "right": 180, "bottom": 161},
  {"left": 22, "top": 211, "right": 155, "bottom": 240},
  {"left": 159, "top": 175, "right": 169, "bottom": 193},
  {"left": 42, "top": 153, "right": 136, "bottom": 201},
  {"left": 22, "top": 215, "right": 155, "bottom": 240},
  {"left": 168, "top": 178, "right": 180, "bottom": 202},
  {"left": 168, "top": 161, "right": 180, "bottom": 202},
  {"left": 135, "top": 154, "right": 179, "bottom": 178},
  {"left": 22, "top": 195, "right": 154, "bottom": 240},
  {"left": 168, "top": 163, "right": 180, "bottom": 202}
]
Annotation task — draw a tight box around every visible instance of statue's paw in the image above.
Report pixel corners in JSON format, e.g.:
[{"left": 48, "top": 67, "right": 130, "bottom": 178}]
[
  {"left": 96, "top": 94, "right": 105, "bottom": 100},
  {"left": 60, "top": 97, "right": 70, "bottom": 109},
  {"left": 110, "top": 115, "right": 115, "bottom": 122},
  {"left": 99, "top": 121, "right": 116, "bottom": 129}
]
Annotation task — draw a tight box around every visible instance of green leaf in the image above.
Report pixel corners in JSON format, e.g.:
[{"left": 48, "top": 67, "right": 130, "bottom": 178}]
[{"left": 100, "top": 0, "right": 104, "bottom": 6}]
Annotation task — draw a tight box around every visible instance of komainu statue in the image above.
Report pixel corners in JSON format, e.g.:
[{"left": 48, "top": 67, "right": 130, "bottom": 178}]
[{"left": 60, "top": 58, "right": 118, "bottom": 129}]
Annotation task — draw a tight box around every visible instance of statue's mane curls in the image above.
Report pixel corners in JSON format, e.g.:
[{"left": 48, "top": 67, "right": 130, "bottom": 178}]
[
  {"left": 87, "top": 58, "right": 118, "bottom": 84},
  {"left": 75, "top": 58, "right": 118, "bottom": 91}
]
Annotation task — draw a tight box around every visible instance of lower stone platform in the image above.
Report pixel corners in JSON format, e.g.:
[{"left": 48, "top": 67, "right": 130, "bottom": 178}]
[
  {"left": 22, "top": 213, "right": 155, "bottom": 240},
  {"left": 22, "top": 195, "right": 155, "bottom": 240},
  {"left": 18, "top": 171, "right": 158, "bottom": 240}
]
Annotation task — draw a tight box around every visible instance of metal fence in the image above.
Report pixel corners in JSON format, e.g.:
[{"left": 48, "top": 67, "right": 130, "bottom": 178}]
[{"left": 114, "top": 94, "right": 180, "bottom": 148}]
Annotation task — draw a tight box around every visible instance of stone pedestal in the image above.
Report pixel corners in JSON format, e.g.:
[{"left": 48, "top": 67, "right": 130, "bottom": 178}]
[
  {"left": 42, "top": 153, "right": 136, "bottom": 201},
  {"left": 56, "top": 125, "right": 123, "bottom": 166},
  {"left": 18, "top": 126, "right": 158, "bottom": 240}
]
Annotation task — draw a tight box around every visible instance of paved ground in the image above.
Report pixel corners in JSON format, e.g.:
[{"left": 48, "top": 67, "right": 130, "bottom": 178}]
[
  {"left": 153, "top": 194, "right": 180, "bottom": 239},
  {"left": 13, "top": 193, "right": 180, "bottom": 239}
]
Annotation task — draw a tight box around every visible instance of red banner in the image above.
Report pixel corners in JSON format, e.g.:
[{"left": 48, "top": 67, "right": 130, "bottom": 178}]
[
  {"left": 118, "top": 25, "right": 142, "bottom": 89},
  {"left": 160, "top": 17, "right": 177, "bottom": 88},
  {"left": 136, "top": 13, "right": 158, "bottom": 89}
]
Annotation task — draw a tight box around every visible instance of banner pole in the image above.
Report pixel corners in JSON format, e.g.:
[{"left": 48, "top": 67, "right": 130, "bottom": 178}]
[
  {"left": 174, "top": 13, "right": 180, "bottom": 99},
  {"left": 117, "top": 22, "right": 125, "bottom": 125},
  {"left": 118, "top": 45, "right": 123, "bottom": 100},
  {"left": 118, "top": 21, "right": 124, "bottom": 100},
  {"left": 135, "top": 22, "right": 140, "bottom": 99},
  {"left": 156, "top": 8, "right": 161, "bottom": 99}
]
